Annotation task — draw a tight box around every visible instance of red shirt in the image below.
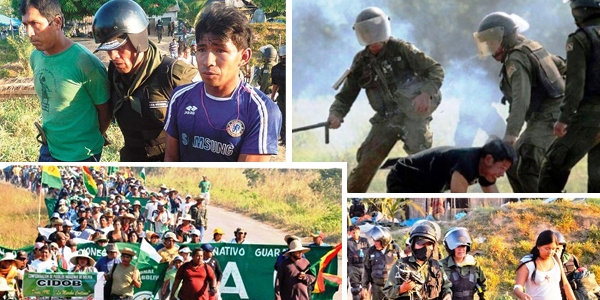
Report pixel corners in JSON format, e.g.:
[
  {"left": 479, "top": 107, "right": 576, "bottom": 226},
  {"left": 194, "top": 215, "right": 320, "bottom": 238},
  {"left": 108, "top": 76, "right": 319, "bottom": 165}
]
[{"left": 174, "top": 261, "right": 216, "bottom": 300}]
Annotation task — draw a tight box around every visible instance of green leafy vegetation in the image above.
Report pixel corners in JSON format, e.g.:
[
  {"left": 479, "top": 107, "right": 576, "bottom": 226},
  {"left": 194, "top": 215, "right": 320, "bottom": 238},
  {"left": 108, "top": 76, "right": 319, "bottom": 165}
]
[{"left": 0, "top": 96, "right": 124, "bottom": 161}]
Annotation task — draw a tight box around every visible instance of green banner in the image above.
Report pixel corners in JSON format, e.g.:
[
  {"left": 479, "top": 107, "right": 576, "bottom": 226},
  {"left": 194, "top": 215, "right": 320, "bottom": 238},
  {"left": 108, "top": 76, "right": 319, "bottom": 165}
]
[
  {"left": 0, "top": 245, "right": 34, "bottom": 257},
  {"left": 181, "top": 243, "right": 336, "bottom": 300},
  {"left": 77, "top": 243, "right": 337, "bottom": 299},
  {"left": 23, "top": 272, "right": 96, "bottom": 297},
  {"left": 9, "top": 242, "right": 337, "bottom": 299},
  {"left": 76, "top": 242, "right": 168, "bottom": 298}
]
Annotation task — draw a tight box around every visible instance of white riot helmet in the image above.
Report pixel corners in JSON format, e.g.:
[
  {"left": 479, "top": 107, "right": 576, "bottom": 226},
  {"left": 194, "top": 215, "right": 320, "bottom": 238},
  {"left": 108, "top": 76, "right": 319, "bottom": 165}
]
[
  {"left": 444, "top": 227, "right": 472, "bottom": 253},
  {"left": 352, "top": 7, "right": 391, "bottom": 46},
  {"left": 368, "top": 225, "right": 392, "bottom": 247},
  {"left": 278, "top": 45, "right": 286, "bottom": 57}
]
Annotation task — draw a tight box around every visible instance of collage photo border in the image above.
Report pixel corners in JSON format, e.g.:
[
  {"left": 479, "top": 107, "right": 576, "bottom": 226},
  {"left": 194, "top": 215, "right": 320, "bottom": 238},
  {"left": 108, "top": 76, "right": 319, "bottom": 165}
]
[{"left": 4, "top": 0, "right": 600, "bottom": 299}]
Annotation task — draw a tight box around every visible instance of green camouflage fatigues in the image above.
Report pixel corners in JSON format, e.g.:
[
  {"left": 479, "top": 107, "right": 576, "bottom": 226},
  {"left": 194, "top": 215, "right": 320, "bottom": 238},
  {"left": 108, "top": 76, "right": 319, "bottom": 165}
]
[
  {"left": 382, "top": 255, "right": 452, "bottom": 300},
  {"left": 499, "top": 37, "right": 566, "bottom": 192},
  {"left": 330, "top": 37, "right": 444, "bottom": 193},
  {"left": 439, "top": 255, "right": 487, "bottom": 300},
  {"left": 539, "top": 18, "right": 600, "bottom": 192},
  {"left": 253, "top": 61, "right": 275, "bottom": 95},
  {"left": 110, "top": 41, "right": 197, "bottom": 161}
]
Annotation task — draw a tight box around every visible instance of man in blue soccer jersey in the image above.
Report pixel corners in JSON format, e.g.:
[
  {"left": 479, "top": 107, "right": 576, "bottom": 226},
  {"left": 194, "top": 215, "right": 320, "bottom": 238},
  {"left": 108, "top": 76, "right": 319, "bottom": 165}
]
[{"left": 164, "top": 3, "right": 281, "bottom": 162}]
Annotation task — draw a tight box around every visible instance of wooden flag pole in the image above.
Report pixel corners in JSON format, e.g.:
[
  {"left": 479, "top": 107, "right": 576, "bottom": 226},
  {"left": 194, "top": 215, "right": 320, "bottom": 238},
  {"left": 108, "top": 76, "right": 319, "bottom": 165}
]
[{"left": 38, "top": 186, "right": 43, "bottom": 227}]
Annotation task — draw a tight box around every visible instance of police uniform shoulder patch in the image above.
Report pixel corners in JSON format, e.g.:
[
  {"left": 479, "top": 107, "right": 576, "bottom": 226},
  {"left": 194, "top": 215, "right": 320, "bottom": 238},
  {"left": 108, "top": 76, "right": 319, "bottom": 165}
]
[
  {"left": 506, "top": 63, "right": 517, "bottom": 80},
  {"left": 566, "top": 42, "right": 574, "bottom": 52},
  {"left": 226, "top": 119, "right": 245, "bottom": 138}
]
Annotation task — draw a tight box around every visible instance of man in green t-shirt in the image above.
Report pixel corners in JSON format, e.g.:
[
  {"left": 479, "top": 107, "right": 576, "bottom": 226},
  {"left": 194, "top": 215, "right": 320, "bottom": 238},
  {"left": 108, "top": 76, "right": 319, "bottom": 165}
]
[
  {"left": 108, "top": 247, "right": 141, "bottom": 298},
  {"left": 198, "top": 176, "right": 211, "bottom": 205},
  {"left": 21, "top": 0, "right": 110, "bottom": 162}
]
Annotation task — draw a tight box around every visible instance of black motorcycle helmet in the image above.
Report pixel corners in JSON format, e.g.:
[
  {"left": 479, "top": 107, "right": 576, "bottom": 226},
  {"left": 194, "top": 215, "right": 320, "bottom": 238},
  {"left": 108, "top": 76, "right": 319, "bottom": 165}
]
[
  {"left": 568, "top": 0, "right": 600, "bottom": 24},
  {"left": 569, "top": 0, "right": 600, "bottom": 8},
  {"left": 92, "top": 0, "right": 149, "bottom": 52}
]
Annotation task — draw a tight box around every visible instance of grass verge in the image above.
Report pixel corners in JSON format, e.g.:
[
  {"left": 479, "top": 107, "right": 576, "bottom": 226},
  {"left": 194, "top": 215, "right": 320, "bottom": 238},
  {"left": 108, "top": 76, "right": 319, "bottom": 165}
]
[
  {"left": 145, "top": 167, "right": 342, "bottom": 243},
  {"left": 0, "top": 182, "right": 46, "bottom": 249}
]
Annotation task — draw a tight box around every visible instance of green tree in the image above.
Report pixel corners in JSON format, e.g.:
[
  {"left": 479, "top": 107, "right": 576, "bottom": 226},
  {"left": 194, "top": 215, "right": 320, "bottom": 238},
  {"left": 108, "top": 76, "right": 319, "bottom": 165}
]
[
  {"left": 361, "top": 198, "right": 424, "bottom": 227},
  {"left": 308, "top": 169, "right": 342, "bottom": 201},
  {"left": 254, "top": 0, "right": 284, "bottom": 15},
  {"left": 243, "top": 169, "right": 265, "bottom": 188},
  {"left": 1, "top": 0, "right": 13, "bottom": 16},
  {"left": 177, "top": 0, "right": 209, "bottom": 27},
  {"left": 12, "top": 0, "right": 176, "bottom": 22}
]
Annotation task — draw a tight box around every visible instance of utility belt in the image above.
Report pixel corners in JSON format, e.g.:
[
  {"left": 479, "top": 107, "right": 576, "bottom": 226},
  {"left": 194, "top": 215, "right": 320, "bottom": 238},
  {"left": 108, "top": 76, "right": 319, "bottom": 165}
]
[
  {"left": 123, "top": 130, "right": 167, "bottom": 158},
  {"left": 453, "top": 290, "right": 475, "bottom": 298}
]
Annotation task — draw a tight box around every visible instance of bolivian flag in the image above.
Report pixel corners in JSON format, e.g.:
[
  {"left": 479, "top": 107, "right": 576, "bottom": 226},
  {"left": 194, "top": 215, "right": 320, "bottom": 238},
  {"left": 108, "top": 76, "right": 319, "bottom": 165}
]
[
  {"left": 41, "top": 166, "right": 62, "bottom": 189},
  {"left": 309, "top": 243, "right": 342, "bottom": 299},
  {"left": 82, "top": 166, "right": 98, "bottom": 196}
]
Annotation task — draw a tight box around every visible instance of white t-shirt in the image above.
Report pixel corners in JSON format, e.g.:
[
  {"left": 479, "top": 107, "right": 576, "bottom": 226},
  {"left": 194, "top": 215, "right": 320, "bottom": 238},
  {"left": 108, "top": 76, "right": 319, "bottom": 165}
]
[
  {"left": 229, "top": 238, "right": 249, "bottom": 244},
  {"left": 179, "top": 201, "right": 194, "bottom": 216},
  {"left": 524, "top": 259, "right": 562, "bottom": 300},
  {"left": 31, "top": 258, "right": 57, "bottom": 272},
  {"left": 145, "top": 201, "right": 158, "bottom": 221},
  {"left": 154, "top": 210, "right": 171, "bottom": 233}
]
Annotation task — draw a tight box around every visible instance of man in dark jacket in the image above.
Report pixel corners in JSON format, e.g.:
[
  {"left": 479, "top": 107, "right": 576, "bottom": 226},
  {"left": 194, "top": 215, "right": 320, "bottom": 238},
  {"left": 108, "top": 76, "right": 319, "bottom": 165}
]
[
  {"left": 92, "top": 0, "right": 197, "bottom": 162},
  {"left": 275, "top": 240, "right": 315, "bottom": 300}
]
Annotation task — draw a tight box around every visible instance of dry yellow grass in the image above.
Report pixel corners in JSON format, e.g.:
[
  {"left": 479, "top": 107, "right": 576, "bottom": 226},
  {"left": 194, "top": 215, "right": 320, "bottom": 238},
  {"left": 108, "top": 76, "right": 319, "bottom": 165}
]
[
  {"left": 0, "top": 182, "right": 47, "bottom": 249},
  {"left": 457, "top": 201, "right": 600, "bottom": 298},
  {"left": 387, "top": 200, "right": 600, "bottom": 299},
  {"left": 144, "top": 167, "right": 342, "bottom": 241}
]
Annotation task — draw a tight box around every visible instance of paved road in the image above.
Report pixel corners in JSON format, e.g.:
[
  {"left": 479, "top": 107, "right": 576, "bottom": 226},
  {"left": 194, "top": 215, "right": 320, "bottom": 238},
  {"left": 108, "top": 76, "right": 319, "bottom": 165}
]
[
  {"left": 205, "top": 204, "right": 342, "bottom": 300},
  {"left": 204, "top": 204, "right": 288, "bottom": 244}
]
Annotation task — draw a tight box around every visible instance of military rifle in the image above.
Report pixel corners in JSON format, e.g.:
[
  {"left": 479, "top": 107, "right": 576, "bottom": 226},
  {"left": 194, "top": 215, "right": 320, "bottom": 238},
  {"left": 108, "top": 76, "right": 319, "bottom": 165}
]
[
  {"left": 292, "top": 121, "right": 331, "bottom": 144},
  {"left": 395, "top": 265, "right": 426, "bottom": 300}
]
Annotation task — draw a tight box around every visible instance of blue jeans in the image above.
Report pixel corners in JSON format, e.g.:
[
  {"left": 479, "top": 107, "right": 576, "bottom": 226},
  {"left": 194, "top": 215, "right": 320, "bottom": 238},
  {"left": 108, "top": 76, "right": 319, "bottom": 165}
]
[
  {"left": 38, "top": 144, "right": 101, "bottom": 162},
  {"left": 196, "top": 225, "right": 205, "bottom": 242}
]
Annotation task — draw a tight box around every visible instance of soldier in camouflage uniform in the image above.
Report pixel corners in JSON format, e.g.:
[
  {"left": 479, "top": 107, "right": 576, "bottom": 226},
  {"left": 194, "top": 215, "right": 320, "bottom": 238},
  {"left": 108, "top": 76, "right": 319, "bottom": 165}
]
[
  {"left": 252, "top": 44, "right": 277, "bottom": 95},
  {"left": 440, "top": 227, "right": 487, "bottom": 300},
  {"left": 539, "top": 0, "right": 600, "bottom": 192},
  {"left": 473, "top": 12, "right": 566, "bottom": 193},
  {"left": 382, "top": 223, "right": 452, "bottom": 300},
  {"left": 328, "top": 7, "right": 444, "bottom": 193},
  {"left": 363, "top": 226, "right": 402, "bottom": 300},
  {"left": 92, "top": 0, "right": 198, "bottom": 162}
]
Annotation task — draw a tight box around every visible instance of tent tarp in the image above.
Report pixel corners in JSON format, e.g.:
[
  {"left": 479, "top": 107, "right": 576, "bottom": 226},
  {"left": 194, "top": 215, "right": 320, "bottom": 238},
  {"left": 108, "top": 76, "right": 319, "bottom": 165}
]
[{"left": 0, "top": 14, "right": 21, "bottom": 27}]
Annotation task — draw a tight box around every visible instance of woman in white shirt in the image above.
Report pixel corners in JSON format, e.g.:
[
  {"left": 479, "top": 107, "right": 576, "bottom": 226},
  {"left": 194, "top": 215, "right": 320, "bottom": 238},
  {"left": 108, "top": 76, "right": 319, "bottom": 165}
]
[
  {"left": 514, "top": 230, "right": 575, "bottom": 300},
  {"left": 30, "top": 246, "right": 57, "bottom": 272}
]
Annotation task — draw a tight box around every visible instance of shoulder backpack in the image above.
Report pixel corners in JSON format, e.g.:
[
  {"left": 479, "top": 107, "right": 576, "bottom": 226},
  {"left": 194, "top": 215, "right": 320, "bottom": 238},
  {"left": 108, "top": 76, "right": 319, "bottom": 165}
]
[
  {"left": 567, "top": 256, "right": 591, "bottom": 300},
  {"left": 104, "top": 262, "right": 118, "bottom": 300}
]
